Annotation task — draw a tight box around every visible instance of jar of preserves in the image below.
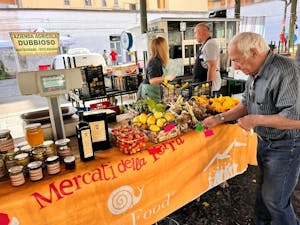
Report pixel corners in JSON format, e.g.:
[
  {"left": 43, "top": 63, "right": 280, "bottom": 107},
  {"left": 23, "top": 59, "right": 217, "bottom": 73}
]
[
  {"left": 5, "top": 152, "right": 17, "bottom": 170},
  {"left": 0, "top": 154, "right": 7, "bottom": 178},
  {"left": 43, "top": 140, "right": 56, "bottom": 157},
  {"left": 24, "top": 123, "right": 44, "bottom": 147},
  {"left": 55, "top": 138, "right": 72, "bottom": 161},
  {"left": 14, "top": 140, "right": 28, "bottom": 151},
  {"left": 20, "top": 145, "right": 33, "bottom": 159},
  {"left": 32, "top": 147, "right": 46, "bottom": 168},
  {"left": 64, "top": 155, "right": 76, "bottom": 170},
  {"left": 0, "top": 129, "right": 14, "bottom": 154},
  {"left": 32, "top": 147, "right": 46, "bottom": 161},
  {"left": 45, "top": 156, "right": 61, "bottom": 175},
  {"left": 8, "top": 165, "right": 25, "bottom": 186},
  {"left": 15, "top": 153, "right": 30, "bottom": 166},
  {"left": 27, "top": 161, "right": 43, "bottom": 181},
  {"left": 15, "top": 152, "right": 30, "bottom": 177}
]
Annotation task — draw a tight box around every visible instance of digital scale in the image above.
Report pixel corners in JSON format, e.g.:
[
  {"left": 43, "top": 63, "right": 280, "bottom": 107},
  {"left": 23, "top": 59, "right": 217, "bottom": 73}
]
[{"left": 17, "top": 68, "right": 83, "bottom": 140}]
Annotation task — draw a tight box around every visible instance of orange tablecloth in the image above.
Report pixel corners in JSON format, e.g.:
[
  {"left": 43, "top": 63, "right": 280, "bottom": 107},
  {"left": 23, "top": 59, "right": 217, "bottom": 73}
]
[{"left": 0, "top": 124, "right": 257, "bottom": 225}]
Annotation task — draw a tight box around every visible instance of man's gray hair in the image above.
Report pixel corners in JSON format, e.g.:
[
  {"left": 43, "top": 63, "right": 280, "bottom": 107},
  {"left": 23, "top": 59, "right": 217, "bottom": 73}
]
[{"left": 229, "top": 32, "right": 270, "bottom": 58}]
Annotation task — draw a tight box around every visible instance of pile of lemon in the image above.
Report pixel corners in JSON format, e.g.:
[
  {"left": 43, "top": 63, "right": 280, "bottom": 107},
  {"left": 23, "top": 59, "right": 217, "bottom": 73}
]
[{"left": 132, "top": 112, "right": 175, "bottom": 132}]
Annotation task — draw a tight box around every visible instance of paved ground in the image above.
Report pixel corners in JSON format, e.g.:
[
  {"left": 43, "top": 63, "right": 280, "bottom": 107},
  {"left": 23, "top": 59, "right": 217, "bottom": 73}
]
[{"left": 0, "top": 78, "right": 70, "bottom": 138}]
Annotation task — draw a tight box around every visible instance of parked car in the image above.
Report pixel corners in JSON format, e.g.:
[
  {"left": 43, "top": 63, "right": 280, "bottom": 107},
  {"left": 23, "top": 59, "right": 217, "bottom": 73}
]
[
  {"left": 52, "top": 48, "right": 107, "bottom": 71},
  {"left": 51, "top": 48, "right": 107, "bottom": 100}
]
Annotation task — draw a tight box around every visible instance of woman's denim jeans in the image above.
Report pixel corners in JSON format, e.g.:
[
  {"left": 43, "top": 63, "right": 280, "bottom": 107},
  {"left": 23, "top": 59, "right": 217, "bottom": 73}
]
[{"left": 254, "top": 137, "right": 300, "bottom": 225}]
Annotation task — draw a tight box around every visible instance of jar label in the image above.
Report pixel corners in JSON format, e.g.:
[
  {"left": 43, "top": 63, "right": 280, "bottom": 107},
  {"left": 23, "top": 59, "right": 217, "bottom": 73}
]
[
  {"left": 81, "top": 129, "right": 93, "bottom": 158},
  {"left": 89, "top": 121, "right": 106, "bottom": 142}
]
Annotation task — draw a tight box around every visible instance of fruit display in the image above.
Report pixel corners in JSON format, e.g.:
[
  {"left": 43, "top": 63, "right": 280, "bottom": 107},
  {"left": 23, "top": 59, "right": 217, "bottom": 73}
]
[
  {"left": 169, "top": 95, "right": 210, "bottom": 127},
  {"left": 111, "top": 125, "right": 146, "bottom": 154},
  {"left": 131, "top": 98, "right": 166, "bottom": 114},
  {"left": 146, "top": 125, "right": 181, "bottom": 144},
  {"left": 162, "top": 79, "right": 189, "bottom": 104},
  {"left": 192, "top": 95, "right": 240, "bottom": 113},
  {"left": 132, "top": 111, "right": 175, "bottom": 132},
  {"left": 131, "top": 109, "right": 183, "bottom": 143}
]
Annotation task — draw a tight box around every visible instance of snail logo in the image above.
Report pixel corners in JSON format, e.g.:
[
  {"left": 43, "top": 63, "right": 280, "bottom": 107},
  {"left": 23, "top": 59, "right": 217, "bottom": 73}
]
[
  {"left": 108, "top": 185, "right": 144, "bottom": 215},
  {"left": 0, "top": 213, "right": 19, "bottom": 225}
]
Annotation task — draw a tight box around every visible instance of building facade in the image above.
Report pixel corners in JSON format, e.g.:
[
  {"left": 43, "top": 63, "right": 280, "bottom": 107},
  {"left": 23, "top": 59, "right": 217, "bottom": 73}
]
[{"left": 0, "top": 0, "right": 208, "bottom": 12}]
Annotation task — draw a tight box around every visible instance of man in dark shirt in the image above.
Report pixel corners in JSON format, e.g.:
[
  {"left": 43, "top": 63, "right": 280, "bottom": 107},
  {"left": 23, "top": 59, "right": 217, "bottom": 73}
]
[{"left": 202, "top": 32, "right": 300, "bottom": 225}]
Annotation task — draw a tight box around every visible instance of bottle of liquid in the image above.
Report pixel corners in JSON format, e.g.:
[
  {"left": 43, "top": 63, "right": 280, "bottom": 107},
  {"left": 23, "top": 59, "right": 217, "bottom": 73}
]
[
  {"left": 76, "top": 111, "right": 94, "bottom": 162},
  {"left": 83, "top": 111, "right": 111, "bottom": 151}
]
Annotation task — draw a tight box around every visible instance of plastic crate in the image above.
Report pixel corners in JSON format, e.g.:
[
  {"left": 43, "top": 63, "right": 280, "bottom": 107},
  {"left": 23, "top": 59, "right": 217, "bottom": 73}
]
[
  {"left": 83, "top": 66, "right": 106, "bottom": 97},
  {"left": 112, "top": 74, "right": 142, "bottom": 91},
  {"left": 187, "top": 81, "right": 212, "bottom": 98}
]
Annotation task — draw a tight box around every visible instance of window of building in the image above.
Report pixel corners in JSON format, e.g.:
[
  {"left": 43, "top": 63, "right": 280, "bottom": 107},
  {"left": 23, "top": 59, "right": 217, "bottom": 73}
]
[
  {"left": 85, "top": 0, "right": 92, "bottom": 6},
  {"left": 129, "top": 4, "right": 136, "bottom": 10},
  {"left": 114, "top": 0, "right": 119, "bottom": 7},
  {"left": 102, "top": 0, "right": 107, "bottom": 7},
  {"left": 157, "top": 0, "right": 165, "bottom": 9},
  {"left": 64, "top": 0, "right": 70, "bottom": 5}
]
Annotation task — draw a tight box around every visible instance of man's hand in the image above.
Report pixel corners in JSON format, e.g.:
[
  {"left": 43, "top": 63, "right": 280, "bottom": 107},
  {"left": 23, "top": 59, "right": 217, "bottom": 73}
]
[
  {"left": 202, "top": 115, "right": 223, "bottom": 129},
  {"left": 237, "top": 115, "right": 256, "bottom": 131}
]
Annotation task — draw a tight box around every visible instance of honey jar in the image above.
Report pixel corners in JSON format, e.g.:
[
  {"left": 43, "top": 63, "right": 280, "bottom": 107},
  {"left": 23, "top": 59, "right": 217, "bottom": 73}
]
[
  {"left": 0, "top": 129, "right": 14, "bottom": 153},
  {"left": 24, "top": 123, "right": 44, "bottom": 147},
  {"left": 8, "top": 165, "right": 25, "bottom": 186},
  {"left": 28, "top": 161, "right": 43, "bottom": 181},
  {"left": 45, "top": 156, "right": 61, "bottom": 175},
  {"left": 43, "top": 140, "right": 56, "bottom": 157},
  {"left": 55, "top": 138, "right": 72, "bottom": 161}
]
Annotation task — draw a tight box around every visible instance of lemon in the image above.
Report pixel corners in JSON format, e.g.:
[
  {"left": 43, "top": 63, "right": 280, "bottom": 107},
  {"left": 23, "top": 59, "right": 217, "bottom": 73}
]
[
  {"left": 147, "top": 115, "right": 156, "bottom": 126},
  {"left": 133, "top": 122, "right": 142, "bottom": 128},
  {"left": 149, "top": 124, "right": 161, "bottom": 132},
  {"left": 154, "top": 111, "right": 163, "bottom": 119},
  {"left": 139, "top": 113, "right": 147, "bottom": 124},
  {"left": 132, "top": 116, "right": 140, "bottom": 123},
  {"left": 140, "top": 123, "right": 148, "bottom": 130},
  {"left": 163, "top": 112, "right": 174, "bottom": 122},
  {"left": 156, "top": 118, "right": 167, "bottom": 128}
]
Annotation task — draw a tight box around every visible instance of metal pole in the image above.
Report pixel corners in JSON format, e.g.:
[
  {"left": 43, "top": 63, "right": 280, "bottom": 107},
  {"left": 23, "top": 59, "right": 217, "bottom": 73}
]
[
  {"left": 234, "top": 0, "right": 240, "bottom": 19},
  {"left": 140, "top": 0, "right": 148, "bottom": 34},
  {"left": 288, "top": 0, "right": 297, "bottom": 52}
]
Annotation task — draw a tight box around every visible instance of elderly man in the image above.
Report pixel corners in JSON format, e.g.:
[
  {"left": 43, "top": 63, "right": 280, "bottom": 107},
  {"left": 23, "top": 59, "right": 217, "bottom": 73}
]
[
  {"left": 202, "top": 32, "right": 300, "bottom": 225},
  {"left": 193, "top": 22, "right": 221, "bottom": 95}
]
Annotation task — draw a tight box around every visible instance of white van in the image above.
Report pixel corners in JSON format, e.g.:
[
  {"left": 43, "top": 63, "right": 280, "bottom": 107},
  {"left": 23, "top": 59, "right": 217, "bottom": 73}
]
[
  {"left": 52, "top": 48, "right": 107, "bottom": 72},
  {"left": 52, "top": 48, "right": 107, "bottom": 100}
]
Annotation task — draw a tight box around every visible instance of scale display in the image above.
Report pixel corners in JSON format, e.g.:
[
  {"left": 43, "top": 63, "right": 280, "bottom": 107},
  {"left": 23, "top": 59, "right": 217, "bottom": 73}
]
[{"left": 41, "top": 74, "right": 66, "bottom": 92}]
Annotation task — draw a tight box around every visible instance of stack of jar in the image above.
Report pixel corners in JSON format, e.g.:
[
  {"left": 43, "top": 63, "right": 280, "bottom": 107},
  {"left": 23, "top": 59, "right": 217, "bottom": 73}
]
[
  {"left": 0, "top": 129, "right": 15, "bottom": 180},
  {"left": 3, "top": 124, "right": 77, "bottom": 186}
]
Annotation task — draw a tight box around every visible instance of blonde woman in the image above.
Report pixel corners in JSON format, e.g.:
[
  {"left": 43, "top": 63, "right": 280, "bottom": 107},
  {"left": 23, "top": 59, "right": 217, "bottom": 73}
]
[{"left": 140, "top": 36, "right": 176, "bottom": 102}]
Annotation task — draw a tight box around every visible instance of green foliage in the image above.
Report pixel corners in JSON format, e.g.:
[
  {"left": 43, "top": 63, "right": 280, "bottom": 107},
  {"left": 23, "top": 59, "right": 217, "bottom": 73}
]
[
  {"left": 132, "top": 97, "right": 166, "bottom": 114},
  {"left": 0, "top": 60, "right": 9, "bottom": 80}
]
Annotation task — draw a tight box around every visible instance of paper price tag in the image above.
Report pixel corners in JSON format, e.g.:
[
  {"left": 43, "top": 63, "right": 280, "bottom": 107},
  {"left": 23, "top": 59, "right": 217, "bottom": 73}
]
[
  {"left": 204, "top": 129, "right": 214, "bottom": 137},
  {"left": 195, "top": 124, "right": 203, "bottom": 131},
  {"left": 164, "top": 122, "right": 175, "bottom": 132}
]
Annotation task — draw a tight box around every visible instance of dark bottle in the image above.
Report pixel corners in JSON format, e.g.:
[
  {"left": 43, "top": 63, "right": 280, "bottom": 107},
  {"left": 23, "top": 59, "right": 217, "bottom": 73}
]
[
  {"left": 83, "top": 111, "right": 111, "bottom": 151},
  {"left": 76, "top": 111, "right": 95, "bottom": 162}
]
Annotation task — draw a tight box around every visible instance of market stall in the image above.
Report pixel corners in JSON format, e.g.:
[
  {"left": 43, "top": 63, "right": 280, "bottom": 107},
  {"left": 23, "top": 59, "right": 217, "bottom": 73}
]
[{"left": 0, "top": 123, "right": 257, "bottom": 225}]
